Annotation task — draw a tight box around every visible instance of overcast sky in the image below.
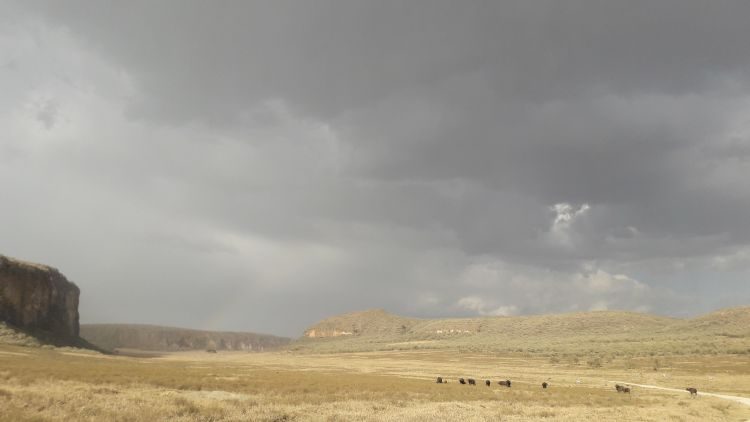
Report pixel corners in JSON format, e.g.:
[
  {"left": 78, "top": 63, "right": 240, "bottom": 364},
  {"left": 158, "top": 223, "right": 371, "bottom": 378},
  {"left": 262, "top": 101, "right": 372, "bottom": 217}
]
[{"left": 2, "top": 1, "right": 750, "bottom": 337}]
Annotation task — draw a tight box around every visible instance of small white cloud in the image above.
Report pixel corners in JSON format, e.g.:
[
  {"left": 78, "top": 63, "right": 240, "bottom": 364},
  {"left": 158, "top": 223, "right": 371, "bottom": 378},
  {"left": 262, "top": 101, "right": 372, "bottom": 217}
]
[
  {"left": 551, "top": 202, "right": 590, "bottom": 227},
  {"left": 486, "top": 305, "right": 518, "bottom": 316},
  {"left": 547, "top": 202, "right": 590, "bottom": 247},
  {"left": 576, "top": 269, "right": 648, "bottom": 294},
  {"left": 456, "top": 296, "right": 517, "bottom": 316}
]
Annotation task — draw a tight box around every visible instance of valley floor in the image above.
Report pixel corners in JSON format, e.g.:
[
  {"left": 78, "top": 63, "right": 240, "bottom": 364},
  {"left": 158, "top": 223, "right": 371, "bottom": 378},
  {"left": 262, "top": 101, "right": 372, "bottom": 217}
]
[{"left": 1, "top": 345, "right": 749, "bottom": 421}]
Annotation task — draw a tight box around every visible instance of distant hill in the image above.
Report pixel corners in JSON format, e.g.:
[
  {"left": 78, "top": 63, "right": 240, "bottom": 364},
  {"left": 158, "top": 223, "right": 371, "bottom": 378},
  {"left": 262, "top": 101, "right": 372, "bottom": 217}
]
[
  {"left": 304, "top": 309, "right": 418, "bottom": 338},
  {"left": 293, "top": 306, "right": 750, "bottom": 356},
  {"left": 80, "top": 324, "right": 291, "bottom": 352},
  {"left": 303, "top": 308, "right": 676, "bottom": 338},
  {"left": 677, "top": 306, "right": 750, "bottom": 337}
]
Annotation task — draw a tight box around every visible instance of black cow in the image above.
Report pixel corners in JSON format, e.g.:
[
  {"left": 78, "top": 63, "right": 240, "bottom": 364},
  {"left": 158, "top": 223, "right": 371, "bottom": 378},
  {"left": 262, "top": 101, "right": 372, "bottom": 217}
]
[
  {"left": 485, "top": 380, "right": 491, "bottom": 387},
  {"left": 498, "top": 380, "right": 511, "bottom": 387},
  {"left": 436, "top": 377, "right": 443, "bottom": 384},
  {"left": 468, "top": 378, "right": 476, "bottom": 386},
  {"left": 622, "top": 387, "right": 631, "bottom": 394},
  {"left": 686, "top": 387, "right": 698, "bottom": 397},
  {"left": 615, "top": 384, "right": 624, "bottom": 393},
  {"left": 542, "top": 382, "right": 548, "bottom": 389},
  {"left": 459, "top": 378, "right": 466, "bottom": 385}
]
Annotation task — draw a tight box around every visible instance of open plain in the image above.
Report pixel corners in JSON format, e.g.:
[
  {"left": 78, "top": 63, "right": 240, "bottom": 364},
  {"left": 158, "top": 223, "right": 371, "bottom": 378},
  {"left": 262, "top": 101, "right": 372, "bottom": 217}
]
[{"left": 1, "top": 343, "right": 749, "bottom": 421}]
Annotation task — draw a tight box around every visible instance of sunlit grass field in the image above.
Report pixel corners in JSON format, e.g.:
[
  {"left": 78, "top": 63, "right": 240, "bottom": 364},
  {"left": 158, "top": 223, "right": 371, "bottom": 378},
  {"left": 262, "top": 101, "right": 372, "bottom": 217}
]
[{"left": 1, "top": 345, "right": 749, "bottom": 421}]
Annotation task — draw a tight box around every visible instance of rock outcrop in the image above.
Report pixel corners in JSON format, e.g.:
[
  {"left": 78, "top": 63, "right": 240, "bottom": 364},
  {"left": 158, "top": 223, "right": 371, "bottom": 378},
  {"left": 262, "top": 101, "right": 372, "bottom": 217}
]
[
  {"left": 0, "top": 255, "right": 80, "bottom": 338},
  {"left": 304, "top": 328, "right": 354, "bottom": 338}
]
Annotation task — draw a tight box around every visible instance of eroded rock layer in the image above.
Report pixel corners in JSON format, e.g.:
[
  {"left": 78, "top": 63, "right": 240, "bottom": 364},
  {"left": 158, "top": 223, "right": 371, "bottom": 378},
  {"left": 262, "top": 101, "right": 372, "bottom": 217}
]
[{"left": 0, "top": 255, "right": 80, "bottom": 338}]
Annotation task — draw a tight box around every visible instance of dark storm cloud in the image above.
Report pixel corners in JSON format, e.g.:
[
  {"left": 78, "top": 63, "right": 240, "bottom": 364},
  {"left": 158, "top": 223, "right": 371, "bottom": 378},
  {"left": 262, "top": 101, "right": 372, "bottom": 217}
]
[
  {"left": 2, "top": 1, "right": 750, "bottom": 336},
  {"left": 18, "top": 1, "right": 750, "bottom": 120}
]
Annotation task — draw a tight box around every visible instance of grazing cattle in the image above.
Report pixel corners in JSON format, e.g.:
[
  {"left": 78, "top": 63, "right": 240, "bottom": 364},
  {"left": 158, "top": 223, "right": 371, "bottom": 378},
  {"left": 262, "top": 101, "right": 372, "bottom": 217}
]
[
  {"left": 436, "top": 377, "right": 443, "bottom": 384},
  {"left": 622, "top": 387, "right": 631, "bottom": 394},
  {"left": 615, "top": 384, "right": 624, "bottom": 393},
  {"left": 485, "top": 380, "right": 491, "bottom": 387},
  {"left": 459, "top": 378, "right": 466, "bottom": 385},
  {"left": 686, "top": 387, "right": 698, "bottom": 397},
  {"left": 498, "top": 380, "right": 511, "bottom": 387},
  {"left": 468, "top": 378, "right": 476, "bottom": 386},
  {"left": 542, "top": 382, "right": 548, "bottom": 389}
]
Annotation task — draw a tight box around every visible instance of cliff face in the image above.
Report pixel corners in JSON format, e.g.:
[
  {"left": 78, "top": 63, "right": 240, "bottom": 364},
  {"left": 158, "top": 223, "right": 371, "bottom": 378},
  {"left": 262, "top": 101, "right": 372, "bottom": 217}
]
[
  {"left": 0, "top": 255, "right": 80, "bottom": 338},
  {"left": 80, "top": 324, "right": 291, "bottom": 352},
  {"left": 304, "top": 328, "right": 354, "bottom": 338}
]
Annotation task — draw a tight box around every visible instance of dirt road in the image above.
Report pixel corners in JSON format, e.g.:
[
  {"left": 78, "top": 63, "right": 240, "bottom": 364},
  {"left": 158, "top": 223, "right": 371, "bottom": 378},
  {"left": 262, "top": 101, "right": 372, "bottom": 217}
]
[{"left": 611, "top": 380, "right": 750, "bottom": 408}]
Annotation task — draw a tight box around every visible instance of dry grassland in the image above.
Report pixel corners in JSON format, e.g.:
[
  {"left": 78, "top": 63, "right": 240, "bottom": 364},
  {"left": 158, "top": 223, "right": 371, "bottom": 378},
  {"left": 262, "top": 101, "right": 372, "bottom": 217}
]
[
  {"left": 1, "top": 345, "right": 749, "bottom": 421},
  {"left": 291, "top": 308, "right": 750, "bottom": 357}
]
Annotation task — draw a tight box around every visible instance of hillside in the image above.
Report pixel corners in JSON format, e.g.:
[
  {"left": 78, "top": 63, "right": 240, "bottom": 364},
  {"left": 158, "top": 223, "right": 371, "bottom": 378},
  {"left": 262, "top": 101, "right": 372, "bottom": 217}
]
[
  {"left": 303, "top": 309, "right": 420, "bottom": 338},
  {"left": 80, "top": 324, "right": 291, "bottom": 352},
  {"left": 676, "top": 306, "right": 750, "bottom": 337},
  {"left": 0, "top": 321, "right": 101, "bottom": 351},
  {"left": 293, "top": 306, "right": 750, "bottom": 356}
]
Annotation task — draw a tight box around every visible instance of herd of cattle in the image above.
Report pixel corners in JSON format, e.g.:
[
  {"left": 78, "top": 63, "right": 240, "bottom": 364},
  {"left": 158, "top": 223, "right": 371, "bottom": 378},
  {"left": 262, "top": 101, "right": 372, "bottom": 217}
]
[
  {"left": 436, "top": 377, "right": 699, "bottom": 397},
  {"left": 441, "top": 377, "right": 513, "bottom": 387},
  {"left": 435, "top": 377, "right": 517, "bottom": 388}
]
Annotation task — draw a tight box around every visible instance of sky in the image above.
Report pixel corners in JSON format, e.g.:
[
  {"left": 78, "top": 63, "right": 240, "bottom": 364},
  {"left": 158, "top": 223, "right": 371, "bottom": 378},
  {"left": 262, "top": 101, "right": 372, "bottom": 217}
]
[{"left": 2, "top": 1, "right": 750, "bottom": 337}]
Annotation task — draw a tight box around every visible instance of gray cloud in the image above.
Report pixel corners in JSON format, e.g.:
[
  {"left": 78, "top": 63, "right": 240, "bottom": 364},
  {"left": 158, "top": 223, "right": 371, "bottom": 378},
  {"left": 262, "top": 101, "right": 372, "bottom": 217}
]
[{"left": 1, "top": 1, "right": 750, "bottom": 336}]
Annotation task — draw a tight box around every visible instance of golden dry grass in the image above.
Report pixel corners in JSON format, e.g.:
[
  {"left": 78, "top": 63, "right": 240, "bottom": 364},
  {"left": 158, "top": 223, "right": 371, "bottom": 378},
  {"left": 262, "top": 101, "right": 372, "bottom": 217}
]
[{"left": 1, "top": 344, "right": 749, "bottom": 421}]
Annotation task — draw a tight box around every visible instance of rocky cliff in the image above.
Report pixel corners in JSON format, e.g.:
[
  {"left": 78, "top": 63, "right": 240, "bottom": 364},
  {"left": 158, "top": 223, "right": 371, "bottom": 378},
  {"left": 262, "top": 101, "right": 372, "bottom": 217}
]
[
  {"left": 0, "top": 255, "right": 80, "bottom": 338},
  {"left": 80, "top": 324, "right": 291, "bottom": 352}
]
